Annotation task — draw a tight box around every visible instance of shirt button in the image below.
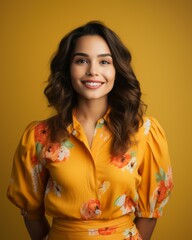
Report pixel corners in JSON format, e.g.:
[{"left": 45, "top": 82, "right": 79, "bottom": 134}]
[
  {"left": 99, "top": 118, "right": 104, "bottom": 124},
  {"left": 72, "top": 130, "right": 77, "bottom": 136}
]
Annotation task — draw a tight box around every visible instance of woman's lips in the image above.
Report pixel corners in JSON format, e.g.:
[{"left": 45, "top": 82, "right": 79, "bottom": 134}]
[{"left": 81, "top": 80, "right": 104, "bottom": 89}]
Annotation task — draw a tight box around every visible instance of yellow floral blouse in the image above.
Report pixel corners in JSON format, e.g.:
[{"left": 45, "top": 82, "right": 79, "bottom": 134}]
[{"left": 7, "top": 113, "right": 173, "bottom": 240}]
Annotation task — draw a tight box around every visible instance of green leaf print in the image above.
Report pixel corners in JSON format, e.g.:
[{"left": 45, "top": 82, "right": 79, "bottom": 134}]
[
  {"left": 36, "top": 142, "right": 42, "bottom": 157},
  {"left": 96, "top": 122, "right": 104, "bottom": 128},
  {"left": 114, "top": 194, "right": 126, "bottom": 206},
  {"left": 63, "top": 140, "right": 74, "bottom": 148},
  {"left": 114, "top": 197, "right": 120, "bottom": 206},
  {"left": 156, "top": 168, "right": 166, "bottom": 182},
  {"left": 160, "top": 168, "right": 166, "bottom": 180},
  {"left": 130, "top": 151, "right": 136, "bottom": 157}
]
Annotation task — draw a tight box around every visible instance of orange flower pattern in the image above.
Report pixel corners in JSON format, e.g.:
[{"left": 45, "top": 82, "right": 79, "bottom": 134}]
[
  {"left": 34, "top": 122, "right": 73, "bottom": 163},
  {"left": 114, "top": 194, "right": 137, "bottom": 215},
  {"left": 111, "top": 152, "right": 137, "bottom": 173},
  {"left": 7, "top": 116, "right": 173, "bottom": 239},
  {"left": 123, "top": 224, "right": 142, "bottom": 239},
  {"left": 98, "top": 226, "right": 116, "bottom": 235},
  {"left": 111, "top": 153, "right": 131, "bottom": 168},
  {"left": 80, "top": 199, "right": 102, "bottom": 220},
  {"left": 149, "top": 167, "right": 173, "bottom": 218},
  {"left": 31, "top": 122, "right": 73, "bottom": 194},
  {"left": 34, "top": 121, "right": 50, "bottom": 145},
  {"left": 136, "top": 167, "right": 173, "bottom": 218},
  {"left": 41, "top": 142, "right": 71, "bottom": 162},
  {"left": 88, "top": 226, "right": 117, "bottom": 236}
]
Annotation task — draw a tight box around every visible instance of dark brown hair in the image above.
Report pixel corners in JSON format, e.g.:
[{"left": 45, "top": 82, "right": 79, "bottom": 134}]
[{"left": 44, "top": 21, "right": 146, "bottom": 155}]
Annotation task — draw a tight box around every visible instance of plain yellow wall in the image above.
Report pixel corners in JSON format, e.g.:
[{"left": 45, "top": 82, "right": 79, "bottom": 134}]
[{"left": 1, "top": 0, "right": 192, "bottom": 239}]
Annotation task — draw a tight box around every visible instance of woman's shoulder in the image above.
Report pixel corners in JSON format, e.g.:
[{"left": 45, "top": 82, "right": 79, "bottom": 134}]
[
  {"left": 136, "top": 116, "right": 166, "bottom": 141},
  {"left": 20, "top": 117, "right": 53, "bottom": 147},
  {"left": 135, "top": 116, "right": 170, "bottom": 166},
  {"left": 23, "top": 118, "right": 49, "bottom": 133}
]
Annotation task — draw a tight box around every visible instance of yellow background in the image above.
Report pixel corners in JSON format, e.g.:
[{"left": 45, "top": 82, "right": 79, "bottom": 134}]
[{"left": 1, "top": 0, "right": 191, "bottom": 239}]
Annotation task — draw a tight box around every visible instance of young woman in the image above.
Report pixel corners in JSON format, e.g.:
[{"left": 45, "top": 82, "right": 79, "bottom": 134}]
[{"left": 7, "top": 21, "right": 173, "bottom": 240}]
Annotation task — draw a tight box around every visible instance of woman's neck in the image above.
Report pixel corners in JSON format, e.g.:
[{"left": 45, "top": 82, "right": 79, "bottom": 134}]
[{"left": 75, "top": 98, "right": 108, "bottom": 124}]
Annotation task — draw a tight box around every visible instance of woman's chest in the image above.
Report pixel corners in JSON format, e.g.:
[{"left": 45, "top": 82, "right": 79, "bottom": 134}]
[{"left": 42, "top": 137, "right": 143, "bottom": 196}]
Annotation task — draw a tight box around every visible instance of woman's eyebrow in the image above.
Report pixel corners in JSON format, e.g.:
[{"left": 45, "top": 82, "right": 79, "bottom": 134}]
[
  {"left": 97, "top": 53, "right": 112, "bottom": 58},
  {"left": 72, "top": 53, "right": 88, "bottom": 57},
  {"left": 72, "top": 53, "right": 112, "bottom": 58}
]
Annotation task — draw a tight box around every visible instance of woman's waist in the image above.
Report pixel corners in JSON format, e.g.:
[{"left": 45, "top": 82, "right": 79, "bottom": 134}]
[
  {"left": 49, "top": 215, "right": 142, "bottom": 239},
  {"left": 52, "top": 214, "right": 134, "bottom": 232}
]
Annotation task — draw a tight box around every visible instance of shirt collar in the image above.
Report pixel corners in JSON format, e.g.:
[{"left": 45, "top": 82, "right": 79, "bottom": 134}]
[{"left": 67, "top": 107, "right": 111, "bottom": 135}]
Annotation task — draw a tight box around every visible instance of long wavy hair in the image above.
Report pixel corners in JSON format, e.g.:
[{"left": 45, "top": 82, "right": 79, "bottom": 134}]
[{"left": 44, "top": 21, "right": 146, "bottom": 156}]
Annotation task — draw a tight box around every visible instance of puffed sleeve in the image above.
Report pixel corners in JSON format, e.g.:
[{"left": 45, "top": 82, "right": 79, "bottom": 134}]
[
  {"left": 7, "top": 122, "right": 49, "bottom": 220},
  {"left": 136, "top": 117, "right": 173, "bottom": 218}
]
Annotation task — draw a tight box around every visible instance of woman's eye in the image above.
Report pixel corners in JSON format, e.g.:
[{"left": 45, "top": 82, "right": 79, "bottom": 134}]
[
  {"left": 75, "top": 59, "right": 87, "bottom": 64},
  {"left": 100, "top": 60, "right": 110, "bottom": 65}
]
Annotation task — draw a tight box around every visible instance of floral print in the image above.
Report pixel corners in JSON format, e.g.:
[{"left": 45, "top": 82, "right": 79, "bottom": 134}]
[
  {"left": 80, "top": 199, "right": 102, "bottom": 220},
  {"left": 94, "top": 119, "right": 110, "bottom": 142},
  {"left": 88, "top": 226, "right": 116, "bottom": 236},
  {"left": 149, "top": 167, "right": 173, "bottom": 218},
  {"left": 35, "top": 121, "right": 50, "bottom": 145},
  {"left": 98, "top": 181, "right": 110, "bottom": 196},
  {"left": 35, "top": 122, "right": 74, "bottom": 163},
  {"left": 96, "top": 119, "right": 105, "bottom": 129},
  {"left": 111, "top": 152, "right": 137, "bottom": 172},
  {"left": 7, "top": 115, "right": 173, "bottom": 239},
  {"left": 31, "top": 155, "right": 44, "bottom": 193},
  {"left": 143, "top": 118, "right": 151, "bottom": 135},
  {"left": 31, "top": 122, "right": 73, "bottom": 194},
  {"left": 114, "top": 194, "right": 137, "bottom": 215},
  {"left": 98, "top": 226, "right": 116, "bottom": 235},
  {"left": 111, "top": 153, "right": 131, "bottom": 168},
  {"left": 41, "top": 142, "right": 71, "bottom": 162},
  {"left": 123, "top": 225, "right": 142, "bottom": 239},
  {"left": 45, "top": 178, "right": 62, "bottom": 197}
]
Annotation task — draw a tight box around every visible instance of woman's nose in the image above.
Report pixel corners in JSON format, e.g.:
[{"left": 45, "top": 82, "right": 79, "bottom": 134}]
[{"left": 86, "top": 63, "right": 99, "bottom": 76}]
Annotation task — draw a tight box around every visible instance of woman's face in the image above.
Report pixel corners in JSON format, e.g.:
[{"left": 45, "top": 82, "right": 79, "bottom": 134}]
[{"left": 70, "top": 35, "right": 116, "bottom": 102}]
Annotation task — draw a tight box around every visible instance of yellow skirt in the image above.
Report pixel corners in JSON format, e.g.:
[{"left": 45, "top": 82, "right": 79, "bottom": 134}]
[{"left": 47, "top": 215, "right": 142, "bottom": 240}]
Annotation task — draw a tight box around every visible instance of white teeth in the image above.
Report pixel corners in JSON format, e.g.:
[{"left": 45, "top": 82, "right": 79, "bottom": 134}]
[{"left": 84, "top": 82, "right": 102, "bottom": 86}]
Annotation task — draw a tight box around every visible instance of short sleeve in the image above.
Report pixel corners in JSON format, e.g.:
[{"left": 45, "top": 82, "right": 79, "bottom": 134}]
[
  {"left": 7, "top": 122, "right": 49, "bottom": 220},
  {"left": 136, "top": 117, "right": 173, "bottom": 218}
]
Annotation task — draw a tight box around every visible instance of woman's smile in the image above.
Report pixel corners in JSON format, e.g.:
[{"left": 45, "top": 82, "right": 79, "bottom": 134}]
[
  {"left": 70, "top": 35, "right": 116, "bottom": 101},
  {"left": 81, "top": 80, "right": 105, "bottom": 89}
]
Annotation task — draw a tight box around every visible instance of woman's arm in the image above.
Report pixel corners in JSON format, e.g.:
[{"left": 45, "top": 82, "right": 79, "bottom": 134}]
[
  {"left": 24, "top": 216, "right": 50, "bottom": 240},
  {"left": 134, "top": 217, "right": 157, "bottom": 240}
]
